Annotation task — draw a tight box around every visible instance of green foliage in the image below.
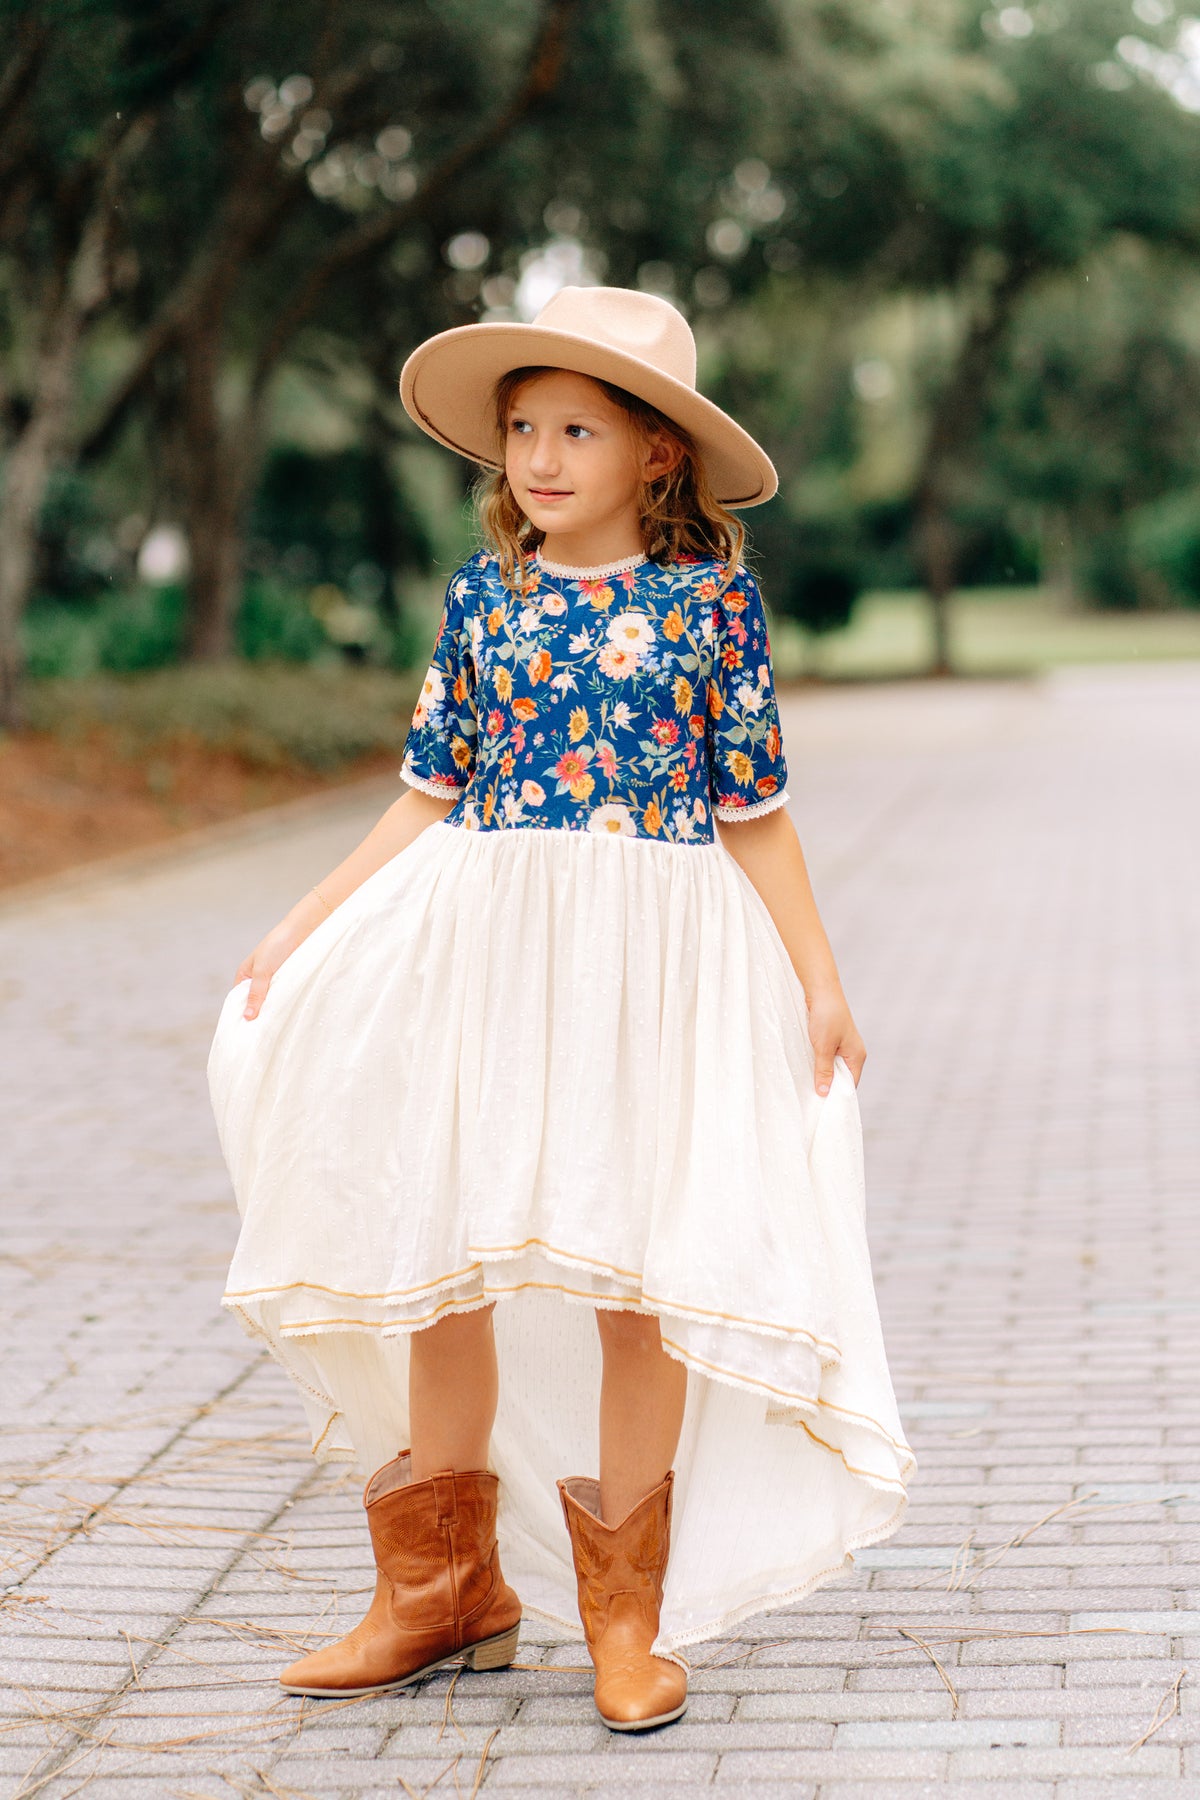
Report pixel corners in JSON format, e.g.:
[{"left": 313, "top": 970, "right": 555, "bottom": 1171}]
[
  {"left": 747, "top": 501, "right": 864, "bottom": 635},
  {"left": 22, "top": 586, "right": 186, "bottom": 678},
  {"left": 980, "top": 246, "right": 1200, "bottom": 606},
  {"left": 249, "top": 443, "right": 433, "bottom": 622},
  {"left": 25, "top": 663, "right": 421, "bottom": 771},
  {"left": 22, "top": 578, "right": 420, "bottom": 676},
  {"left": 987, "top": 252, "right": 1200, "bottom": 520},
  {"left": 1127, "top": 492, "right": 1200, "bottom": 609},
  {"left": 235, "top": 579, "right": 329, "bottom": 663}
]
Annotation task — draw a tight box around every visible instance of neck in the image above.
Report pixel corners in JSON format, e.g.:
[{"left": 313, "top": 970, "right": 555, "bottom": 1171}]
[{"left": 536, "top": 528, "right": 645, "bottom": 570}]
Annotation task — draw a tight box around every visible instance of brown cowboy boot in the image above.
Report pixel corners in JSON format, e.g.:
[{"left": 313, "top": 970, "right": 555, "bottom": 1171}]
[
  {"left": 558, "top": 1470, "right": 688, "bottom": 1731},
  {"left": 280, "top": 1451, "right": 521, "bottom": 1697}
]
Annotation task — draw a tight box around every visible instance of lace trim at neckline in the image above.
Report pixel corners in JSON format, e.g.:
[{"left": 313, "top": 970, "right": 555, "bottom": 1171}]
[{"left": 533, "top": 550, "right": 649, "bottom": 581}]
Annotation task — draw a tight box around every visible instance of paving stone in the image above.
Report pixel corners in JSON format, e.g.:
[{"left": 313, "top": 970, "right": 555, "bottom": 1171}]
[
  {"left": 738, "top": 1692, "right": 953, "bottom": 1721},
  {"left": 714, "top": 1747, "right": 950, "bottom": 1779},
  {"left": 1053, "top": 1783, "right": 1200, "bottom": 1799},
  {"left": 834, "top": 1717, "right": 1060, "bottom": 1747},
  {"left": 1061, "top": 1713, "right": 1188, "bottom": 1747},
  {"left": 483, "top": 1749, "right": 720, "bottom": 1784},
  {"left": 811, "top": 1787, "right": 1051, "bottom": 1800},
  {"left": 945, "top": 1745, "right": 1181, "bottom": 1776},
  {"left": 1064, "top": 1660, "right": 1191, "bottom": 1688},
  {"left": 849, "top": 1664, "right": 1062, "bottom": 1692},
  {"left": 696, "top": 1787, "right": 817, "bottom": 1800}
]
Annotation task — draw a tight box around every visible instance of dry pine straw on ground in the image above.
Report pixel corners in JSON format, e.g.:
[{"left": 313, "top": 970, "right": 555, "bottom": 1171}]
[{"left": 0, "top": 727, "right": 402, "bottom": 890}]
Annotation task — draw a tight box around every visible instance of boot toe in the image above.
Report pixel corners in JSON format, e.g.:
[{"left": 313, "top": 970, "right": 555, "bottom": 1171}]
[
  {"left": 279, "top": 1648, "right": 340, "bottom": 1694},
  {"left": 595, "top": 1655, "right": 688, "bottom": 1730}
]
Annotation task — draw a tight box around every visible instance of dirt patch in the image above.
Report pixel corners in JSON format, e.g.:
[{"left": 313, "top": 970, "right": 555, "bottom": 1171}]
[{"left": 0, "top": 728, "right": 402, "bottom": 891}]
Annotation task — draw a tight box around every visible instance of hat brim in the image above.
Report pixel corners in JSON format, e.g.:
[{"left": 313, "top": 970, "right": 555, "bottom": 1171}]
[{"left": 399, "top": 320, "right": 777, "bottom": 508}]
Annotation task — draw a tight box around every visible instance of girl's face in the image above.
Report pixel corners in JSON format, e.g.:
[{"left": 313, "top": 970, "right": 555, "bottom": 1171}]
[{"left": 504, "top": 370, "right": 671, "bottom": 550}]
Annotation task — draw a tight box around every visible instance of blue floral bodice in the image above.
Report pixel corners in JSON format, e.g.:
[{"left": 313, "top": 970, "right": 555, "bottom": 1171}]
[{"left": 400, "top": 549, "right": 790, "bottom": 846}]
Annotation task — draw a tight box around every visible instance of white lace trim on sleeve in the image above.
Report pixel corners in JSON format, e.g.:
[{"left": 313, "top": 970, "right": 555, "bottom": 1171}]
[
  {"left": 400, "top": 759, "right": 466, "bottom": 801},
  {"left": 714, "top": 786, "right": 790, "bottom": 823}
]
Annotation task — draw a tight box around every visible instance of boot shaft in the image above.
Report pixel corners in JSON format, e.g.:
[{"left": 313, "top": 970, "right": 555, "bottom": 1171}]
[
  {"left": 558, "top": 1473, "right": 673, "bottom": 1633},
  {"left": 367, "top": 1455, "right": 504, "bottom": 1636}
]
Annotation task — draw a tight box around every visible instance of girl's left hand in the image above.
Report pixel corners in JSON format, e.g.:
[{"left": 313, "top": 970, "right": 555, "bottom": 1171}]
[{"left": 806, "top": 984, "right": 867, "bottom": 1095}]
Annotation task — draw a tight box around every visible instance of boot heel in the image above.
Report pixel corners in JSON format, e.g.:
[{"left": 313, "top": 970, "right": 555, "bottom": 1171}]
[{"left": 463, "top": 1622, "right": 521, "bottom": 1670}]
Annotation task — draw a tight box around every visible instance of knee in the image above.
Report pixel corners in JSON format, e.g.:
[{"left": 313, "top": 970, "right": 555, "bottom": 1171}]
[
  {"left": 415, "top": 1302, "right": 495, "bottom": 1355},
  {"left": 595, "top": 1307, "right": 663, "bottom": 1358}
]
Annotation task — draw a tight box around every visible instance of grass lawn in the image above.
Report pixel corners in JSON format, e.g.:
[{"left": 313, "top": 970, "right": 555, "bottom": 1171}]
[{"left": 771, "top": 585, "right": 1200, "bottom": 682}]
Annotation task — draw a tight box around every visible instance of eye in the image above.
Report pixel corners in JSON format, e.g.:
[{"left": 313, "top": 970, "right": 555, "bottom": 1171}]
[
  {"left": 508, "top": 417, "right": 532, "bottom": 434},
  {"left": 565, "top": 424, "right": 593, "bottom": 440}
]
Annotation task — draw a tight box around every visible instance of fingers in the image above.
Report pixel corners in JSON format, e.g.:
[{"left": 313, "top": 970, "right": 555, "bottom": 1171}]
[
  {"left": 235, "top": 956, "right": 252, "bottom": 983},
  {"left": 813, "top": 1042, "right": 867, "bottom": 1095},
  {"left": 243, "top": 970, "right": 271, "bottom": 1020}
]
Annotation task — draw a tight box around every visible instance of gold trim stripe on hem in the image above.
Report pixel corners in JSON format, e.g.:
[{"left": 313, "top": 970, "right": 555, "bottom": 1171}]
[
  {"left": 240, "top": 1273, "right": 913, "bottom": 1469},
  {"left": 658, "top": 1332, "right": 912, "bottom": 1471},
  {"left": 225, "top": 1235, "right": 840, "bottom": 1356}
]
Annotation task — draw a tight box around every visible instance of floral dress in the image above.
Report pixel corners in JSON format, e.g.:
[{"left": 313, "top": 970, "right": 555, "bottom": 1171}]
[
  {"left": 207, "top": 547, "right": 916, "bottom": 1654},
  {"left": 399, "top": 550, "right": 788, "bottom": 838}
]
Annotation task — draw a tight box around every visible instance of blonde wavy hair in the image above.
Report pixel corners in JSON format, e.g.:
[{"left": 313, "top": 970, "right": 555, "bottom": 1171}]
[{"left": 476, "top": 366, "right": 745, "bottom": 592}]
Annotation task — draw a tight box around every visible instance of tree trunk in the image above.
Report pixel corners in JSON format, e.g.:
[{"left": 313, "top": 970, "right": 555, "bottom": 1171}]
[
  {"left": 915, "top": 491, "right": 956, "bottom": 677},
  {"left": 1041, "top": 508, "right": 1076, "bottom": 612},
  {"left": 363, "top": 410, "right": 401, "bottom": 623},
  {"left": 0, "top": 240, "right": 105, "bottom": 725},
  {"left": 912, "top": 265, "right": 1033, "bottom": 678},
  {"left": 177, "top": 319, "right": 261, "bottom": 660},
  {"left": 184, "top": 462, "right": 249, "bottom": 659},
  {"left": 0, "top": 404, "right": 56, "bottom": 726}
]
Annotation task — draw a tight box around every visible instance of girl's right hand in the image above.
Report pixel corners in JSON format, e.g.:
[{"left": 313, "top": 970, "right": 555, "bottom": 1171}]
[{"left": 236, "top": 893, "right": 328, "bottom": 1021}]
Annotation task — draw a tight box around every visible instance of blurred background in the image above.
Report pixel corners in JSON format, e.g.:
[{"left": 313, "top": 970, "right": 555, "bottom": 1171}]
[{"left": 3, "top": 0, "right": 1200, "bottom": 884}]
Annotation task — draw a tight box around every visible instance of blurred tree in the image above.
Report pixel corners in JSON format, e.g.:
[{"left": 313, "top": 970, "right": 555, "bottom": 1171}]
[
  {"left": 448, "top": 0, "right": 991, "bottom": 632},
  {"left": 77, "top": 0, "right": 577, "bottom": 662},
  {"left": 984, "top": 243, "right": 1200, "bottom": 609},
  {"left": 0, "top": 0, "right": 233, "bottom": 725},
  {"left": 563, "top": 0, "right": 1003, "bottom": 635},
  {"left": 893, "top": 0, "right": 1200, "bottom": 668},
  {"left": 670, "top": 1, "right": 1200, "bottom": 668}
]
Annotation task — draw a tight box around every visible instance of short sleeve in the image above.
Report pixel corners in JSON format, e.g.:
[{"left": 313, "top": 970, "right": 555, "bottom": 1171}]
[
  {"left": 400, "top": 562, "right": 479, "bottom": 797},
  {"left": 706, "top": 566, "right": 790, "bottom": 822}
]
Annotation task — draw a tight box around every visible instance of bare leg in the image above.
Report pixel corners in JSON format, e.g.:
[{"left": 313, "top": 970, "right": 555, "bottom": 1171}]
[
  {"left": 596, "top": 1309, "right": 688, "bottom": 1524},
  {"left": 409, "top": 1304, "right": 498, "bottom": 1480}
]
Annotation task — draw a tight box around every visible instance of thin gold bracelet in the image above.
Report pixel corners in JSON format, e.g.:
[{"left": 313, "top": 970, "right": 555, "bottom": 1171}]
[{"left": 312, "top": 885, "right": 334, "bottom": 915}]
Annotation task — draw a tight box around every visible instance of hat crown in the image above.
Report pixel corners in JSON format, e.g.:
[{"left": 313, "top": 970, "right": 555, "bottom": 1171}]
[{"left": 532, "top": 286, "right": 697, "bottom": 392}]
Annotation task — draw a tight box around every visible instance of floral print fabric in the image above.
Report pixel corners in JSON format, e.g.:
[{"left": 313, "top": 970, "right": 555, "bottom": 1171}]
[{"left": 401, "top": 549, "right": 789, "bottom": 845}]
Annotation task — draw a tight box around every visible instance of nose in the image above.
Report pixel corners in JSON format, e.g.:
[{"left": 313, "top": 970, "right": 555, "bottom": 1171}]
[{"left": 526, "top": 430, "right": 562, "bottom": 482}]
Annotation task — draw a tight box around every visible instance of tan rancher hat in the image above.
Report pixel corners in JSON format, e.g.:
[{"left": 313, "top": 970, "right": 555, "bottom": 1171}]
[{"left": 399, "top": 285, "right": 777, "bottom": 508}]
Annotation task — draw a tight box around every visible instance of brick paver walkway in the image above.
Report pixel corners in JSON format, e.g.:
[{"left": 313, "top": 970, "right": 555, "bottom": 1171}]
[{"left": 2, "top": 666, "right": 1198, "bottom": 1798}]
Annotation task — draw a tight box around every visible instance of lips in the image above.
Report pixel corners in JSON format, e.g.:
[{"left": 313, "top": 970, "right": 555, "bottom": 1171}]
[{"left": 528, "top": 488, "right": 573, "bottom": 500}]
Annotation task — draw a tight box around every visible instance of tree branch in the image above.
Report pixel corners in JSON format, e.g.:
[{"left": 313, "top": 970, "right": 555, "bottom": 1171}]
[
  {"left": 0, "top": 17, "right": 51, "bottom": 202},
  {"left": 76, "top": 157, "right": 299, "bottom": 466},
  {"left": 248, "top": 0, "right": 579, "bottom": 399},
  {"left": 76, "top": 49, "right": 387, "bottom": 466},
  {"left": 0, "top": 16, "right": 50, "bottom": 141}
]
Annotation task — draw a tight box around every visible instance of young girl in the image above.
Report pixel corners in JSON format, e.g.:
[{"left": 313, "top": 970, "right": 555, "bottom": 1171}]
[{"left": 208, "top": 285, "right": 915, "bottom": 1733}]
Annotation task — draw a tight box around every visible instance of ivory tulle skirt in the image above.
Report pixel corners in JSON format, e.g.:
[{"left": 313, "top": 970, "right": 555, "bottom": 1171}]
[{"left": 207, "top": 819, "right": 915, "bottom": 1652}]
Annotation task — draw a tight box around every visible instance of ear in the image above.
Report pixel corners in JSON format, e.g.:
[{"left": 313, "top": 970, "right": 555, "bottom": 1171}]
[{"left": 642, "top": 432, "right": 683, "bottom": 482}]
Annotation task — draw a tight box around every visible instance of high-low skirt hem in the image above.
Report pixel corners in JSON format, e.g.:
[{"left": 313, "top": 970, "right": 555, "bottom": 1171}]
[{"left": 208, "top": 818, "right": 916, "bottom": 1652}]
